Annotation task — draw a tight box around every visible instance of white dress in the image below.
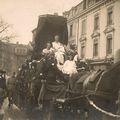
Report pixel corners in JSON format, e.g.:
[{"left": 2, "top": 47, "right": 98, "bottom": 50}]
[
  {"left": 52, "top": 42, "right": 65, "bottom": 64},
  {"left": 62, "top": 60, "right": 78, "bottom": 75}
]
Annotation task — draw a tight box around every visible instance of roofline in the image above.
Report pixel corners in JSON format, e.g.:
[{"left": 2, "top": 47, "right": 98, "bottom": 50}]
[
  {"left": 64, "top": 0, "right": 114, "bottom": 23},
  {"left": 32, "top": 28, "right": 37, "bottom": 33},
  {"left": 63, "top": 0, "right": 83, "bottom": 14},
  {"left": 38, "top": 14, "right": 65, "bottom": 18}
]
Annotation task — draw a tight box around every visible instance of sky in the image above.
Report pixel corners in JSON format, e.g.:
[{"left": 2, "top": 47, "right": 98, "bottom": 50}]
[{"left": 0, "top": 0, "right": 82, "bottom": 44}]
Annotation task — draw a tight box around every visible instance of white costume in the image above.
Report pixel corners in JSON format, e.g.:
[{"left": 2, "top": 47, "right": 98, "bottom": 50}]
[
  {"left": 62, "top": 60, "right": 78, "bottom": 75},
  {"left": 52, "top": 41, "right": 65, "bottom": 64}
]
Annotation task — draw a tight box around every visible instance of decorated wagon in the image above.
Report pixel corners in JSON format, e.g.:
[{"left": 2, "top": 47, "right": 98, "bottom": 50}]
[{"left": 11, "top": 14, "right": 120, "bottom": 120}]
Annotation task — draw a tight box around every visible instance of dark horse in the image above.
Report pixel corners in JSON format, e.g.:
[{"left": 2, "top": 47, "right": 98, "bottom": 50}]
[
  {"left": 66, "top": 61, "right": 120, "bottom": 120},
  {"left": 34, "top": 58, "right": 97, "bottom": 120},
  {"left": 87, "top": 61, "right": 120, "bottom": 120},
  {"left": 36, "top": 59, "right": 91, "bottom": 120},
  {"left": 30, "top": 54, "right": 67, "bottom": 120}
]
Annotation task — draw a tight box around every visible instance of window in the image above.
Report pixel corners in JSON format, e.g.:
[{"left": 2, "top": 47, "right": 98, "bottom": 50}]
[
  {"left": 107, "top": 8, "right": 113, "bottom": 25},
  {"left": 83, "top": 0, "right": 87, "bottom": 9},
  {"left": 81, "top": 19, "right": 86, "bottom": 35},
  {"left": 94, "top": 14, "right": 99, "bottom": 30},
  {"left": 93, "top": 40, "right": 98, "bottom": 57},
  {"left": 95, "top": 0, "right": 101, "bottom": 2},
  {"left": 81, "top": 44, "right": 85, "bottom": 58},
  {"left": 17, "top": 49, "right": 19, "bottom": 53},
  {"left": 106, "top": 36, "right": 112, "bottom": 54},
  {"left": 88, "top": 0, "right": 94, "bottom": 6},
  {"left": 70, "top": 24, "right": 73, "bottom": 37}
]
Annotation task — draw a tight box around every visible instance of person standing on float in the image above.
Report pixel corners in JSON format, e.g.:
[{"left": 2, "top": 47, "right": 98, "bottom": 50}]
[{"left": 52, "top": 35, "right": 65, "bottom": 65}]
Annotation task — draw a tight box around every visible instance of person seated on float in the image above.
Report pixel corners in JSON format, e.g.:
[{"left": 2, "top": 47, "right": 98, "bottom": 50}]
[
  {"left": 62, "top": 52, "right": 78, "bottom": 75},
  {"left": 57, "top": 45, "right": 77, "bottom": 71},
  {"left": 65, "top": 44, "right": 77, "bottom": 61},
  {"left": 62, "top": 52, "right": 78, "bottom": 90},
  {"left": 68, "top": 44, "right": 79, "bottom": 62},
  {"left": 42, "top": 41, "right": 54, "bottom": 56},
  {"left": 52, "top": 35, "right": 65, "bottom": 65}
]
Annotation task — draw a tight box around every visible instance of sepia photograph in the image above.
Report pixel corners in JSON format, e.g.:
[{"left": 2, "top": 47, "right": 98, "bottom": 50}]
[{"left": 0, "top": 0, "right": 120, "bottom": 120}]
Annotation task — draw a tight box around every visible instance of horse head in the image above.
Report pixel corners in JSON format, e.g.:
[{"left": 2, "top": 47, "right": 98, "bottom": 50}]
[
  {"left": 44, "top": 53, "right": 57, "bottom": 69},
  {"left": 94, "top": 61, "right": 120, "bottom": 100},
  {"left": 34, "top": 53, "right": 57, "bottom": 82}
]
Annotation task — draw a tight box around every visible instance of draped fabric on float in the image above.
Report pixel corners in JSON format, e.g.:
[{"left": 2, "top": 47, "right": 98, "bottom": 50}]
[{"left": 32, "top": 15, "right": 68, "bottom": 60}]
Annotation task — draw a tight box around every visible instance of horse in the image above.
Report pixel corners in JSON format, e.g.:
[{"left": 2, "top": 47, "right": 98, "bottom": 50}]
[
  {"left": 37, "top": 59, "right": 91, "bottom": 120},
  {"left": 35, "top": 59, "right": 88, "bottom": 120},
  {"left": 31, "top": 54, "right": 69, "bottom": 120},
  {"left": 86, "top": 61, "right": 120, "bottom": 120},
  {"left": 64, "top": 60, "right": 120, "bottom": 120}
]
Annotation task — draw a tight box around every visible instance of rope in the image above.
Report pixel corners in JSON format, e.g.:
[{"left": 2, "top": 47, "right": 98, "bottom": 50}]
[
  {"left": 95, "top": 71, "right": 104, "bottom": 92},
  {"left": 86, "top": 96, "right": 120, "bottom": 118}
]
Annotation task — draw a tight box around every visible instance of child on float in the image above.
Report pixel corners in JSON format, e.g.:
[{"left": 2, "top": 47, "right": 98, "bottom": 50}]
[
  {"left": 62, "top": 52, "right": 78, "bottom": 90},
  {"left": 42, "top": 41, "right": 54, "bottom": 56}
]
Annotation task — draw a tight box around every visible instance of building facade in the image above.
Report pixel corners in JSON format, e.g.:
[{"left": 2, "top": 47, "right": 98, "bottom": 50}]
[
  {"left": 63, "top": 0, "right": 120, "bottom": 69},
  {"left": 0, "top": 41, "right": 30, "bottom": 75}
]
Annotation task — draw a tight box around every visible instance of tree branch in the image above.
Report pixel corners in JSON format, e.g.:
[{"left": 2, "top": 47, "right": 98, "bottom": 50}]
[
  {"left": 0, "top": 17, "right": 16, "bottom": 42},
  {"left": 0, "top": 24, "right": 10, "bottom": 34}
]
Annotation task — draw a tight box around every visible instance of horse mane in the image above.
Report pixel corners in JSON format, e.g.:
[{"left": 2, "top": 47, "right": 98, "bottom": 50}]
[
  {"left": 102, "top": 61, "right": 120, "bottom": 78},
  {"left": 95, "top": 61, "right": 120, "bottom": 95}
]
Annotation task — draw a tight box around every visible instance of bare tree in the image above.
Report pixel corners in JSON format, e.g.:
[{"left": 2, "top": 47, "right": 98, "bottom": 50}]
[{"left": 0, "top": 17, "right": 16, "bottom": 42}]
